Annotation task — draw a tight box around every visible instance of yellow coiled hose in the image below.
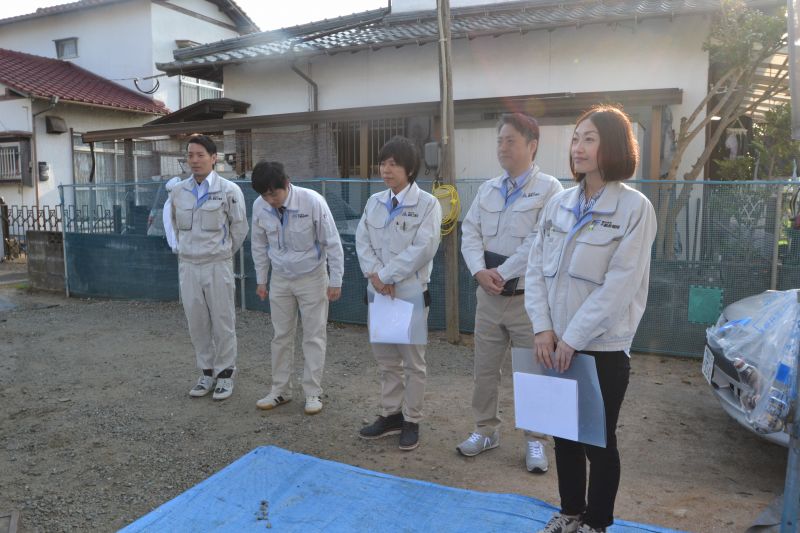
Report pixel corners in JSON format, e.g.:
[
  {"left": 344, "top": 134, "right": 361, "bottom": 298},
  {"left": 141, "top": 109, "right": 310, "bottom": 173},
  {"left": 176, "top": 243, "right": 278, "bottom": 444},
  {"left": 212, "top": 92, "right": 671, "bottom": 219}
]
[{"left": 432, "top": 181, "right": 461, "bottom": 236}]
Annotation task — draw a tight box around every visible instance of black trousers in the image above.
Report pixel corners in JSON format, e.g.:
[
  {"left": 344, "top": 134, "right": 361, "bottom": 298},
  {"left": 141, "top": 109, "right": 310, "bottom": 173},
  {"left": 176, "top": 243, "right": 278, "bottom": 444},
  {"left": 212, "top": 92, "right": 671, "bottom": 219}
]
[{"left": 554, "top": 350, "right": 630, "bottom": 530}]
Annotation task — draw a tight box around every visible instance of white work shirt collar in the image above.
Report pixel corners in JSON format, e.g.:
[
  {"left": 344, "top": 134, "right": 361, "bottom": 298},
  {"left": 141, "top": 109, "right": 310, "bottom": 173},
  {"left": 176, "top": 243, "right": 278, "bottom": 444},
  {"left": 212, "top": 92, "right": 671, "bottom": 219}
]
[{"left": 391, "top": 183, "right": 411, "bottom": 206}]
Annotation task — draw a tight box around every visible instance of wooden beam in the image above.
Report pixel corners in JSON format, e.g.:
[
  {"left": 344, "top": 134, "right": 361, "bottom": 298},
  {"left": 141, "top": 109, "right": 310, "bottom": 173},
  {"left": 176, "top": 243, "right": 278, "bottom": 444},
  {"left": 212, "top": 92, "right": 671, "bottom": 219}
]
[
  {"left": 359, "top": 121, "right": 369, "bottom": 179},
  {"left": 649, "top": 105, "right": 663, "bottom": 179},
  {"left": 152, "top": 0, "right": 239, "bottom": 32},
  {"left": 83, "top": 88, "right": 683, "bottom": 142},
  {"left": 123, "top": 139, "right": 135, "bottom": 182}
]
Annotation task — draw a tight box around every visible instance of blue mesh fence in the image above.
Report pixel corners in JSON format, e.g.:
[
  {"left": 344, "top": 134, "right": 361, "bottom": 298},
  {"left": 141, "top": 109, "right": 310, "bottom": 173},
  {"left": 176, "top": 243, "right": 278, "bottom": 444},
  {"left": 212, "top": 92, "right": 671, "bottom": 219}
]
[{"left": 59, "top": 177, "right": 800, "bottom": 357}]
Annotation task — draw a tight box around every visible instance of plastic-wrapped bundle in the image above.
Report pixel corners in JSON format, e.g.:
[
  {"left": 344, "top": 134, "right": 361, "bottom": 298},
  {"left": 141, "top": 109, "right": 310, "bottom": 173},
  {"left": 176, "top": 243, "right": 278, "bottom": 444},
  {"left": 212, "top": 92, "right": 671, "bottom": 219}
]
[{"left": 707, "top": 290, "right": 799, "bottom": 434}]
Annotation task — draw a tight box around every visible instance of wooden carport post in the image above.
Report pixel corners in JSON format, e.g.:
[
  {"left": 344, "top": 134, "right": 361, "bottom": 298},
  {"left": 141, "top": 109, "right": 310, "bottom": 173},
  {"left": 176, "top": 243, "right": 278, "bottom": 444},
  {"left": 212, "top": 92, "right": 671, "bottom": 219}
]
[
  {"left": 437, "top": 0, "right": 460, "bottom": 343},
  {"left": 649, "top": 106, "right": 663, "bottom": 181}
]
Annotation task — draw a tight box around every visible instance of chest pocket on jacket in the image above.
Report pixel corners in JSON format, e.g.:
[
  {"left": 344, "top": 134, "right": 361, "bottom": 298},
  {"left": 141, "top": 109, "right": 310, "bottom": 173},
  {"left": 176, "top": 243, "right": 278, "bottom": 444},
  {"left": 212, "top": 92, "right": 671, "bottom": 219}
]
[
  {"left": 478, "top": 193, "right": 502, "bottom": 237},
  {"left": 199, "top": 199, "right": 225, "bottom": 231},
  {"left": 364, "top": 204, "right": 387, "bottom": 251},
  {"left": 509, "top": 195, "right": 546, "bottom": 238},
  {"left": 568, "top": 229, "right": 621, "bottom": 285},
  {"left": 257, "top": 216, "right": 281, "bottom": 248},
  {"left": 288, "top": 216, "right": 316, "bottom": 252},
  {"left": 174, "top": 194, "right": 195, "bottom": 231},
  {"left": 388, "top": 214, "right": 423, "bottom": 254},
  {"left": 542, "top": 223, "right": 567, "bottom": 277}
]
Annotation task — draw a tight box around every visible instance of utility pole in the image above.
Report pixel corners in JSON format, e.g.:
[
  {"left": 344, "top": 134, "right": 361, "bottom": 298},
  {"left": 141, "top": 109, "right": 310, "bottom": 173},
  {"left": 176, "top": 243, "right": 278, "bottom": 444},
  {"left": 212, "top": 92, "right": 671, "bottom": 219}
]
[
  {"left": 781, "top": 2, "right": 799, "bottom": 530},
  {"left": 436, "top": 0, "right": 460, "bottom": 344},
  {"left": 789, "top": 0, "right": 799, "bottom": 140}
]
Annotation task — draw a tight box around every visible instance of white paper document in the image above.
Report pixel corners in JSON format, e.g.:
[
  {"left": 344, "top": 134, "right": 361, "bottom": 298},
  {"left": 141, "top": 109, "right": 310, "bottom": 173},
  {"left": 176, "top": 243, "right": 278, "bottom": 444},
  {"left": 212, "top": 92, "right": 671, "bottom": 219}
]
[
  {"left": 162, "top": 197, "right": 177, "bottom": 252},
  {"left": 511, "top": 349, "right": 606, "bottom": 447},
  {"left": 369, "top": 293, "right": 414, "bottom": 344},
  {"left": 513, "top": 372, "right": 579, "bottom": 441}
]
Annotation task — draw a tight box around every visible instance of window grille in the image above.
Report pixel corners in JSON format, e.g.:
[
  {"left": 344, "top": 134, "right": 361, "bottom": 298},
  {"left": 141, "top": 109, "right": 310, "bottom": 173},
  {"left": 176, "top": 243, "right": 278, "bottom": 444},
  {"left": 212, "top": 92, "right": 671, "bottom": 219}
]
[
  {"left": 179, "top": 76, "right": 223, "bottom": 108},
  {"left": 0, "top": 142, "right": 22, "bottom": 182}
]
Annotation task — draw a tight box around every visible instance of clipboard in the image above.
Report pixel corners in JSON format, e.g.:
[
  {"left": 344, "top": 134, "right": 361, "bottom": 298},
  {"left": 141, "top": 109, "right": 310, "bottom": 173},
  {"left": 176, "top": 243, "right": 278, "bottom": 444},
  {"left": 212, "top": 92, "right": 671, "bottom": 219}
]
[
  {"left": 511, "top": 348, "right": 607, "bottom": 447},
  {"left": 366, "top": 288, "right": 428, "bottom": 345}
]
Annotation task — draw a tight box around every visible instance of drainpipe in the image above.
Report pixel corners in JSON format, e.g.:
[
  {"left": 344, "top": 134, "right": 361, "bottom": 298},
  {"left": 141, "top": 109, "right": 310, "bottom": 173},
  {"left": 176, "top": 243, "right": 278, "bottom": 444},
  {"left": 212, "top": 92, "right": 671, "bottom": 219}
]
[
  {"left": 290, "top": 60, "right": 321, "bottom": 182},
  {"left": 30, "top": 95, "right": 60, "bottom": 212}
]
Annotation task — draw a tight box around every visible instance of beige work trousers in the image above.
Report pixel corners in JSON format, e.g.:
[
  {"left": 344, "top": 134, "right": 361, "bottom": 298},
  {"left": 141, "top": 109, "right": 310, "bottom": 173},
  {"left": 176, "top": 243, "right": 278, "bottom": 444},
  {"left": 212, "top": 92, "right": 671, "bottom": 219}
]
[
  {"left": 268, "top": 266, "right": 329, "bottom": 398},
  {"left": 473, "top": 287, "right": 544, "bottom": 439},
  {"left": 179, "top": 259, "right": 238, "bottom": 376},
  {"left": 370, "top": 307, "right": 429, "bottom": 424}
]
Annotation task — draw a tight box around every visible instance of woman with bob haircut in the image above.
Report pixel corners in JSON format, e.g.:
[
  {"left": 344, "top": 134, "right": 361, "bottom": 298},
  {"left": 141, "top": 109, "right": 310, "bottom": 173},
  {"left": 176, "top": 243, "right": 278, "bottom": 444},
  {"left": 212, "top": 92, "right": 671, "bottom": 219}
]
[{"left": 525, "top": 105, "right": 657, "bottom": 533}]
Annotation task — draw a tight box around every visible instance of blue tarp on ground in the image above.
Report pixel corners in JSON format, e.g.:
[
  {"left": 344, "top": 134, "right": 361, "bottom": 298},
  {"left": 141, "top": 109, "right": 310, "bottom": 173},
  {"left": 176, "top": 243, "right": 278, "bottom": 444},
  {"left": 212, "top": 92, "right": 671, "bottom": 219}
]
[{"left": 120, "top": 446, "right": 684, "bottom": 533}]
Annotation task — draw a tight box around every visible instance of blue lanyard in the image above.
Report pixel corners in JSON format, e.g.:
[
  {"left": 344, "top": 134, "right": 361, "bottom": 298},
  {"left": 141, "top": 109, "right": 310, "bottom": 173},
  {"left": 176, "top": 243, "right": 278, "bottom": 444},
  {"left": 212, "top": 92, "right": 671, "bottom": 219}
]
[
  {"left": 384, "top": 194, "right": 404, "bottom": 224},
  {"left": 192, "top": 181, "right": 209, "bottom": 207},
  {"left": 500, "top": 168, "right": 533, "bottom": 209}
]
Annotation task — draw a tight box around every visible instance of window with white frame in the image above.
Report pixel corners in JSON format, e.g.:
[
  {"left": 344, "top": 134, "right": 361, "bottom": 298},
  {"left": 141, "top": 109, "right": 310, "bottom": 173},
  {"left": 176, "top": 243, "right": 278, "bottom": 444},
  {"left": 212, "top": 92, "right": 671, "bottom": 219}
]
[
  {"left": 55, "top": 37, "right": 78, "bottom": 59},
  {"left": 179, "top": 76, "right": 223, "bottom": 108}
]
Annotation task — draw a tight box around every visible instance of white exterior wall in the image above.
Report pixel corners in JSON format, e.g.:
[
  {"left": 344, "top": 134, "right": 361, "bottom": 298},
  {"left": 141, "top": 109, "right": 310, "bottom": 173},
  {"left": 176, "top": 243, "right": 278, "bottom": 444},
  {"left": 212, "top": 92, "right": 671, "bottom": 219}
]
[
  {"left": 226, "top": 15, "right": 709, "bottom": 185},
  {"left": 150, "top": 1, "right": 242, "bottom": 111},
  {"left": 0, "top": 1, "right": 153, "bottom": 96},
  {"left": 0, "top": 0, "right": 245, "bottom": 113},
  {"left": 0, "top": 101, "right": 154, "bottom": 208},
  {"left": 0, "top": 98, "right": 32, "bottom": 132}
]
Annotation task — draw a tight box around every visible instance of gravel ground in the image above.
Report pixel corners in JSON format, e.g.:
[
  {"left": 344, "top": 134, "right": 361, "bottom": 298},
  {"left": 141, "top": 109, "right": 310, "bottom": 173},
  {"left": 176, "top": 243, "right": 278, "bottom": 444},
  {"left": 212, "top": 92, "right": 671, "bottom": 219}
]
[{"left": 0, "top": 276, "right": 789, "bottom": 532}]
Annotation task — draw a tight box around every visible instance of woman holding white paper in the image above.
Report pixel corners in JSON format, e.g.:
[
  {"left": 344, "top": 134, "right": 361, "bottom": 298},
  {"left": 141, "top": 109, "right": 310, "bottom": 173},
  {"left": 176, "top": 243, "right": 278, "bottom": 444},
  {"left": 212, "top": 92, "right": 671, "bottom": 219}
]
[
  {"left": 525, "top": 105, "right": 657, "bottom": 533},
  {"left": 355, "top": 136, "right": 442, "bottom": 451}
]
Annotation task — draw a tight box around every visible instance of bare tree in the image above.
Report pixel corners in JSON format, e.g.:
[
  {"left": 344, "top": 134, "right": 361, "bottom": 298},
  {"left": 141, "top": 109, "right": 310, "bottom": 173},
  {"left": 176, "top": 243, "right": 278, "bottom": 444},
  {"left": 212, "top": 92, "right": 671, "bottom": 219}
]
[{"left": 655, "top": 0, "right": 787, "bottom": 259}]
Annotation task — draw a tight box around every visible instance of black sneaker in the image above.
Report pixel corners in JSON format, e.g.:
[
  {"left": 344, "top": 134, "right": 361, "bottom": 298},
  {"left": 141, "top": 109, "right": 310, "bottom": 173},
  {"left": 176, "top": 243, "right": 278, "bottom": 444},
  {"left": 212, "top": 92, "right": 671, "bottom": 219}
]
[
  {"left": 398, "top": 421, "right": 419, "bottom": 451},
  {"left": 359, "top": 413, "right": 404, "bottom": 440}
]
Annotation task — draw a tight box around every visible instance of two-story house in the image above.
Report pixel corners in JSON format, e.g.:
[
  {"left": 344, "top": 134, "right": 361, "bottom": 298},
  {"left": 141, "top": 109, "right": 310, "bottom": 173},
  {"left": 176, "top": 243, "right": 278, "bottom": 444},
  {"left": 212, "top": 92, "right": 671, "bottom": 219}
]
[{"left": 0, "top": 0, "right": 257, "bottom": 209}]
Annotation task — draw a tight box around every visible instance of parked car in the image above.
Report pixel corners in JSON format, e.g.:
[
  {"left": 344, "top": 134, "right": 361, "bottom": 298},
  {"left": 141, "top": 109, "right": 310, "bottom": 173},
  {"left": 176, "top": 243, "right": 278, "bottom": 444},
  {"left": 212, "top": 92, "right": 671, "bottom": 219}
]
[
  {"left": 703, "top": 291, "right": 794, "bottom": 447},
  {"left": 323, "top": 190, "right": 361, "bottom": 242}
]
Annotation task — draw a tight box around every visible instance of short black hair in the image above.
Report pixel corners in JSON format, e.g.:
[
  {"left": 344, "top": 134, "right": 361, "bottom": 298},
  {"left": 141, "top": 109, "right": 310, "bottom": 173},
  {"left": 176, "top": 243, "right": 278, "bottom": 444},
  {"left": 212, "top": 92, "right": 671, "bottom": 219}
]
[
  {"left": 496, "top": 113, "right": 540, "bottom": 144},
  {"left": 378, "top": 136, "right": 420, "bottom": 182},
  {"left": 187, "top": 134, "right": 217, "bottom": 156},
  {"left": 251, "top": 161, "right": 289, "bottom": 194}
]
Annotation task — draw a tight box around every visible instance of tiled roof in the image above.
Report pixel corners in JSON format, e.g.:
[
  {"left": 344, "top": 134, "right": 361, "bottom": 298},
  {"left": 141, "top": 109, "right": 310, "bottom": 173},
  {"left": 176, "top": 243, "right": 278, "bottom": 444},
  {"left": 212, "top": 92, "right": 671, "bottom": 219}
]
[
  {"left": 157, "top": 0, "right": 781, "bottom": 77},
  {"left": 0, "top": 0, "right": 259, "bottom": 33},
  {"left": 0, "top": 48, "right": 169, "bottom": 115}
]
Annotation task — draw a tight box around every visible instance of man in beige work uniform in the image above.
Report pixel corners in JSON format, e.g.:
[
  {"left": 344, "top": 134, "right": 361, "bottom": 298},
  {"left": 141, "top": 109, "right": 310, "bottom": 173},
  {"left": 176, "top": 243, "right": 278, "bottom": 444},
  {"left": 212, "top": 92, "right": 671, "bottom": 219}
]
[
  {"left": 170, "top": 135, "right": 248, "bottom": 401},
  {"left": 250, "top": 161, "right": 344, "bottom": 415},
  {"left": 458, "top": 113, "right": 563, "bottom": 472}
]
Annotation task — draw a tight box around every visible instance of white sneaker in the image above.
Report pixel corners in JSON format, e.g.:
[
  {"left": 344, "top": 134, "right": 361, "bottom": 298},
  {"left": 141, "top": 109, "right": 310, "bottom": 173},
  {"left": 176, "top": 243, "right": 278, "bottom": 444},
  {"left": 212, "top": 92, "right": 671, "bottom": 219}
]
[
  {"left": 212, "top": 377, "right": 234, "bottom": 401},
  {"left": 256, "top": 392, "right": 292, "bottom": 410},
  {"left": 304, "top": 396, "right": 323, "bottom": 415},
  {"left": 456, "top": 431, "right": 499, "bottom": 457},
  {"left": 189, "top": 375, "right": 215, "bottom": 397},
  {"left": 526, "top": 439, "right": 549, "bottom": 473}
]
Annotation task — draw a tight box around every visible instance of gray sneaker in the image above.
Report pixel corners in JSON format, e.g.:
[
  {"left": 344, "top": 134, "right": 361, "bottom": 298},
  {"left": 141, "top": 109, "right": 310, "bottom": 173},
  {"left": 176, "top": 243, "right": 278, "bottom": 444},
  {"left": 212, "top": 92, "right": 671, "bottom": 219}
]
[
  {"left": 456, "top": 431, "right": 499, "bottom": 457},
  {"left": 538, "top": 513, "right": 580, "bottom": 533},
  {"left": 526, "top": 439, "right": 549, "bottom": 473}
]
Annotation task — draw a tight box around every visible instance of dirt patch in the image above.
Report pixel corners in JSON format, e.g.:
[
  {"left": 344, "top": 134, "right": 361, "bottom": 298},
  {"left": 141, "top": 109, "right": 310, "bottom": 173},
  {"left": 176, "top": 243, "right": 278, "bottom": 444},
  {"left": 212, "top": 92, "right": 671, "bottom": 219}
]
[{"left": 0, "top": 282, "right": 788, "bottom": 532}]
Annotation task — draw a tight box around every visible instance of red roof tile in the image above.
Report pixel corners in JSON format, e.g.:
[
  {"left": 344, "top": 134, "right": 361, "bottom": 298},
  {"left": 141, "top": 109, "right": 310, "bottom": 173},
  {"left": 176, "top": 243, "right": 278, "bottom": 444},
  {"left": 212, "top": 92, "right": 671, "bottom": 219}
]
[{"left": 0, "top": 48, "right": 169, "bottom": 115}]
